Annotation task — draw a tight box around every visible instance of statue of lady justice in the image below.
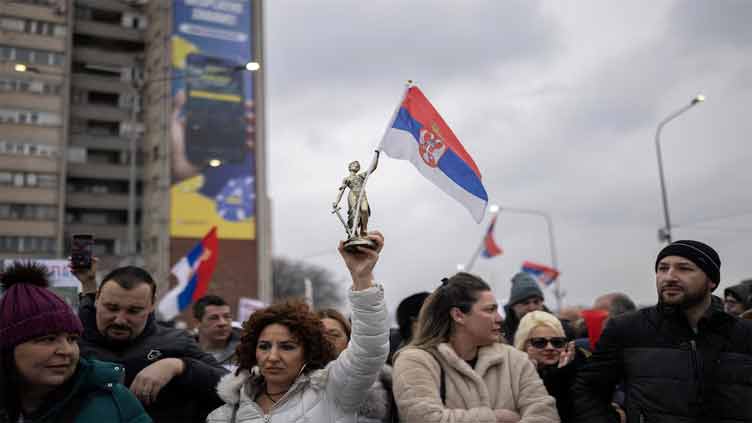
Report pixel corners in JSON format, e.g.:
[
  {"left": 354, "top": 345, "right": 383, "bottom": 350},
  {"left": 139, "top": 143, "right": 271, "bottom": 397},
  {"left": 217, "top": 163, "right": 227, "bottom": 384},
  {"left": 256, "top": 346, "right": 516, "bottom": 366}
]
[{"left": 332, "top": 151, "right": 380, "bottom": 250}]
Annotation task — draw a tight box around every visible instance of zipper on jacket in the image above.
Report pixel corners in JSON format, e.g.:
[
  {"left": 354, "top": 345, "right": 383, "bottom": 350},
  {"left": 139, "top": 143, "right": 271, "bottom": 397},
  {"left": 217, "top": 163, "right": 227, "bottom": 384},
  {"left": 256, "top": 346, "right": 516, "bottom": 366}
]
[{"left": 689, "top": 339, "right": 704, "bottom": 407}]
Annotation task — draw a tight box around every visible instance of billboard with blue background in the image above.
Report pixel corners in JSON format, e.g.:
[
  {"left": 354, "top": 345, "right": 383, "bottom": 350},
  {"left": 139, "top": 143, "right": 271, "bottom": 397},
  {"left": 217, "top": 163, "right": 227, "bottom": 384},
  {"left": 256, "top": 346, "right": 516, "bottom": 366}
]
[{"left": 170, "top": 0, "right": 255, "bottom": 240}]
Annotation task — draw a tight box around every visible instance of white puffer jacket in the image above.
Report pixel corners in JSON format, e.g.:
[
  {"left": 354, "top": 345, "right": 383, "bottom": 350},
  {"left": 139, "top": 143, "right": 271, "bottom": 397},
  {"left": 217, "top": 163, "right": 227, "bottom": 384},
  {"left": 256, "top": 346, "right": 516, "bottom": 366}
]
[{"left": 206, "top": 285, "right": 389, "bottom": 423}]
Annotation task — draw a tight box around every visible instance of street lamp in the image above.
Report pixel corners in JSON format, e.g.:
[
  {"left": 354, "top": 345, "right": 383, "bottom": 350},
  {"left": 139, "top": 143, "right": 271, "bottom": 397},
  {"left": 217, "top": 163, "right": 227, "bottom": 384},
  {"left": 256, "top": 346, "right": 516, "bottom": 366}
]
[
  {"left": 654, "top": 94, "right": 705, "bottom": 243},
  {"left": 496, "top": 206, "right": 564, "bottom": 312}
]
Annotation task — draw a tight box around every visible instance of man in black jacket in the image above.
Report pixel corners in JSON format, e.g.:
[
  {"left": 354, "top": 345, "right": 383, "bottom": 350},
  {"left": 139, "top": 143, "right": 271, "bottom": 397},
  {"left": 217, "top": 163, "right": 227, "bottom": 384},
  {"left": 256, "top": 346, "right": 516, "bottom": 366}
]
[
  {"left": 75, "top": 264, "right": 227, "bottom": 423},
  {"left": 573, "top": 240, "right": 752, "bottom": 423}
]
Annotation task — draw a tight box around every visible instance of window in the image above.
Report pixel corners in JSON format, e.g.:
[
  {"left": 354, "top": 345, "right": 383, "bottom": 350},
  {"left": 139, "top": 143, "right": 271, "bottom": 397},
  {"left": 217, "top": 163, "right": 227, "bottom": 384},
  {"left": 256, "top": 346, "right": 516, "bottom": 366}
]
[
  {"left": 0, "top": 45, "right": 65, "bottom": 67},
  {"left": 0, "top": 171, "right": 56, "bottom": 188},
  {"left": 0, "top": 236, "right": 55, "bottom": 253},
  {"left": 0, "top": 140, "right": 57, "bottom": 158},
  {"left": 0, "top": 15, "right": 65, "bottom": 38}
]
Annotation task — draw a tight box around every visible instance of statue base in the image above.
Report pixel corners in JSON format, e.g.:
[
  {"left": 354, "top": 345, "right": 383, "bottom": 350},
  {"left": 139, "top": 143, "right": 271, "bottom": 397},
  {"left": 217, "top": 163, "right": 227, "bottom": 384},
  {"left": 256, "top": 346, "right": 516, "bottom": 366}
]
[{"left": 343, "top": 236, "right": 377, "bottom": 253}]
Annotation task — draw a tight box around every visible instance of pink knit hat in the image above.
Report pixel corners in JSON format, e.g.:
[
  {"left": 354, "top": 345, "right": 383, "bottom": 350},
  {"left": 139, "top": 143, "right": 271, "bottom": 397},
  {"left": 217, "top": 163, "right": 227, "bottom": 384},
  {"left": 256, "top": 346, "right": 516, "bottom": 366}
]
[{"left": 0, "top": 261, "right": 83, "bottom": 351}]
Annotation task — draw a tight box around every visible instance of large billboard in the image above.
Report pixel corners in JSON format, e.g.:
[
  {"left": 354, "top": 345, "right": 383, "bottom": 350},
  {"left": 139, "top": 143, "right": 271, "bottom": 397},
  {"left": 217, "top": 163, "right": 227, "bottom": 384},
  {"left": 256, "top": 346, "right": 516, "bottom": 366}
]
[{"left": 170, "top": 0, "right": 255, "bottom": 240}]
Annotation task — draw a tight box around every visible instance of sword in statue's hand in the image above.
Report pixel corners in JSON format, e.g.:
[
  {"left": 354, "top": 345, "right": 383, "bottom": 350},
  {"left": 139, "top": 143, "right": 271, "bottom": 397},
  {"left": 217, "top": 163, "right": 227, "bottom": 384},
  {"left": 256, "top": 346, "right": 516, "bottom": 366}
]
[{"left": 331, "top": 206, "right": 352, "bottom": 238}]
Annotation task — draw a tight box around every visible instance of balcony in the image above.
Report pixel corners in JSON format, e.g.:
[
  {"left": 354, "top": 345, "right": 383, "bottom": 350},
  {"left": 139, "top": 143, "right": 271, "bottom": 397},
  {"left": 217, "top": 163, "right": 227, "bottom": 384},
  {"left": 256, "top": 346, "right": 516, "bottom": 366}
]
[
  {"left": 66, "top": 192, "right": 141, "bottom": 210},
  {"left": 70, "top": 133, "right": 129, "bottom": 151},
  {"left": 0, "top": 30, "right": 65, "bottom": 52},
  {"left": 0, "top": 123, "right": 60, "bottom": 144},
  {"left": 0, "top": 91, "right": 62, "bottom": 113},
  {"left": 0, "top": 154, "right": 57, "bottom": 173},
  {"left": 0, "top": 2, "right": 67, "bottom": 24},
  {"left": 74, "top": 47, "right": 140, "bottom": 68},
  {"left": 71, "top": 103, "right": 131, "bottom": 122},
  {"left": 66, "top": 162, "right": 142, "bottom": 180},
  {"left": 0, "top": 186, "right": 57, "bottom": 204},
  {"left": 0, "top": 220, "right": 56, "bottom": 237},
  {"left": 71, "top": 73, "right": 134, "bottom": 94},
  {"left": 74, "top": 19, "right": 144, "bottom": 43}
]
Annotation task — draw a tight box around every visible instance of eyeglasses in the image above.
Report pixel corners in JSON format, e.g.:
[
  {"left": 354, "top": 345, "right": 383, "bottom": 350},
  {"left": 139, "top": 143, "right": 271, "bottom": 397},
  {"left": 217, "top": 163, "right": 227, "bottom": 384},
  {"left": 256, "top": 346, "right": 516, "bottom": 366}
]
[{"left": 528, "top": 337, "right": 567, "bottom": 349}]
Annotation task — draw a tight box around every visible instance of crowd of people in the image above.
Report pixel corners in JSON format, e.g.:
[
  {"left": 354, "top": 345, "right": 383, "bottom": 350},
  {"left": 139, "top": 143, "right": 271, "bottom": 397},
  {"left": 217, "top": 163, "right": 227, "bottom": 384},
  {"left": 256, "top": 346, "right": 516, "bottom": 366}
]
[{"left": 1, "top": 233, "right": 751, "bottom": 422}]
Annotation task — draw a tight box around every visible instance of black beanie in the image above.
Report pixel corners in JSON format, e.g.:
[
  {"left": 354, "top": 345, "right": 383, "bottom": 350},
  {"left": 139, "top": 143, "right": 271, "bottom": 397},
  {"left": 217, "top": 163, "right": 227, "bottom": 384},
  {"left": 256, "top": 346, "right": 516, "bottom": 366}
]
[{"left": 655, "top": 240, "right": 721, "bottom": 288}]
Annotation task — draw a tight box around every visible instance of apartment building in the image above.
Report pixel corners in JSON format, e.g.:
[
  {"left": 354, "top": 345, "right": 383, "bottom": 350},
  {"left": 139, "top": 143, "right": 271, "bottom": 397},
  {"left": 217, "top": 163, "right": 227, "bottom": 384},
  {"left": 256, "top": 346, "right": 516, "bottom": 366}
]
[
  {"left": 1, "top": 0, "right": 270, "bottom": 306},
  {"left": 0, "top": 0, "right": 146, "bottom": 270}
]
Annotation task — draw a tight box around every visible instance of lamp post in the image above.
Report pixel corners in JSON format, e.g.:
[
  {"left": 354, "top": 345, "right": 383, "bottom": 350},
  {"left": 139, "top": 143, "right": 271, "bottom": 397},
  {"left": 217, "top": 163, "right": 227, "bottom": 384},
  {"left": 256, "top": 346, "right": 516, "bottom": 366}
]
[
  {"left": 654, "top": 94, "right": 705, "bottom": 243},
  {"left": 498, "top": 206, "right": 563, "bottom": 312}
]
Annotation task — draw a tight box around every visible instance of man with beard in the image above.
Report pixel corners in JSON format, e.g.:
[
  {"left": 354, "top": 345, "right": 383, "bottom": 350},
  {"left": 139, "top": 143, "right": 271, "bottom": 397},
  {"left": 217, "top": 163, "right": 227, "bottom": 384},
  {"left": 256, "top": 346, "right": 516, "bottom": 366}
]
[
  {"left": 74, "top": 264, "right": 227, "bottom": 423},
  {"left": 573, "top": 240, "right": 752, "bottom": 423}
]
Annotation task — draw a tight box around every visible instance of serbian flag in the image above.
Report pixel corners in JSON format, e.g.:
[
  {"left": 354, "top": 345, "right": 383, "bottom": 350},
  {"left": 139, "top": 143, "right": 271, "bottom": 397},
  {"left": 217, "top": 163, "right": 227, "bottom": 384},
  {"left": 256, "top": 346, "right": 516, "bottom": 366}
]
[
  {"left": 521, "top": 260, "right": 559, "bottom": 286},
  {"left": 481, "top": 215, "right": 503, "bottom": 258},
  {"left": 379, "top": 85, "right": 488, "bottom": 222},
  {"left": 157, "top": 227, "right": 218, "bottom": 320}
]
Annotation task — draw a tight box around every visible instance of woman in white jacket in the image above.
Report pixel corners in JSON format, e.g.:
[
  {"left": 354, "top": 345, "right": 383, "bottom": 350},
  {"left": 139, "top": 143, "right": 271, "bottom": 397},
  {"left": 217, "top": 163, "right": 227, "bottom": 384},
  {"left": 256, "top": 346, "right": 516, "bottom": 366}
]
[{"left": 207, "top": 232, "right": 389, "bottom": 423}]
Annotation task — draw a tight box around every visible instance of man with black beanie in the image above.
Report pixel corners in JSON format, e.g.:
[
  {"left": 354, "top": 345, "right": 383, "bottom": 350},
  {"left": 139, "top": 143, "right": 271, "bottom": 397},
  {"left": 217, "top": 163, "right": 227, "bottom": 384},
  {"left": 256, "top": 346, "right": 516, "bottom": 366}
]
[{"left": 573, "top": 240, "right": 752, "bottom": 423}]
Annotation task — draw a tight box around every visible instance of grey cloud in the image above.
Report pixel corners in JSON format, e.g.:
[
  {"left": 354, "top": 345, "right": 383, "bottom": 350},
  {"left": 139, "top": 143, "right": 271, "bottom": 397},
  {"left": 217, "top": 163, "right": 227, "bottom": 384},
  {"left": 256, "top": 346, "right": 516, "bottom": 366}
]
[{"left": 266, "top": 0, "right": 562, "bottom": 98}]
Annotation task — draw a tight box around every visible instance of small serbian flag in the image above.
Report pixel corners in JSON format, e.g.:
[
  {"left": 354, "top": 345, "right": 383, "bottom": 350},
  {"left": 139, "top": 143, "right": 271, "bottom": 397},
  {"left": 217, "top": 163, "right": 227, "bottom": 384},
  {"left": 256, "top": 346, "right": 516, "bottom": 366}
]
[
  {"left": 157, "top": 227, "right": 218, "bottom": 320},
  {"left": 481, "top": 215, "right": 503, "bottom": 258},
  {"left": 379, "top": 85, "right": 488, "bottom": 222},
  {"left": 521, "top": 260, "right": 559, "bottom": 286}
]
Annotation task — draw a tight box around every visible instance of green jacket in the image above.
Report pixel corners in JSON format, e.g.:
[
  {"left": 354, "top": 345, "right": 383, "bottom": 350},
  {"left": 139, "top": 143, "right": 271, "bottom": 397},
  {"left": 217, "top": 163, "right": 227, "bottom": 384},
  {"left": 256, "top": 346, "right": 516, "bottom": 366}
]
[{"left": 25, "top": 357, "right": 152, "bottom": 423}]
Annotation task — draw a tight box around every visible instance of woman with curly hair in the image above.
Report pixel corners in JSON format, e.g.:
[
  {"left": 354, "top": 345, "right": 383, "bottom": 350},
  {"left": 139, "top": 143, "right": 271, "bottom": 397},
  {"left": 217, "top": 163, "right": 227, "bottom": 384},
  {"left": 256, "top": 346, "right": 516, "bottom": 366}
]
[{"left": 206, "top": 232, "right": 389, "bottom": 423}]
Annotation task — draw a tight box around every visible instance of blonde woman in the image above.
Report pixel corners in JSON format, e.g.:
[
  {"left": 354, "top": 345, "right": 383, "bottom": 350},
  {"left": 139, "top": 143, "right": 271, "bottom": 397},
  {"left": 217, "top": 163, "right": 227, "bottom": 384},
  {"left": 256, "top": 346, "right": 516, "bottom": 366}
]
[
  {"left": 514, "top": 311, "right": 583, "bottom": 423},
  {"left": 393, "top": 273, "right": 558, "bottom": 423}
]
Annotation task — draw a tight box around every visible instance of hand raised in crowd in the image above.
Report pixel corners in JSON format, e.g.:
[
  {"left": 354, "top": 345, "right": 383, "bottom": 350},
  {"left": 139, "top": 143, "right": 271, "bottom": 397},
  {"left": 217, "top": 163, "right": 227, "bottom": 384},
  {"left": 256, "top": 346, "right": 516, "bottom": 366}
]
[
  {"left": 338, "top": 230, "right": 384, "bottom": 291},
  {"left": 129, "top": 358, "right": 185, "bottom": 405},
  {"left": 557, "top": 341, "right": 576, "bottom": 368},
  {"left": 68, "top": 256, "right": 98, "bottom": 295},
  {"left": 495, "top": 408, "right": 521, "bottom": 423}
]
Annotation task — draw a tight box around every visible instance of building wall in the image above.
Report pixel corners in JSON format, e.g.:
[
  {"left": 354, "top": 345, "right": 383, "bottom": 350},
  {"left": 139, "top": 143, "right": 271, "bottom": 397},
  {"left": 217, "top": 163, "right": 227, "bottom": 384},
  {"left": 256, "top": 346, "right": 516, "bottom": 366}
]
[{"left": 0, "top": 0, "right": 70, "bottom": 259}]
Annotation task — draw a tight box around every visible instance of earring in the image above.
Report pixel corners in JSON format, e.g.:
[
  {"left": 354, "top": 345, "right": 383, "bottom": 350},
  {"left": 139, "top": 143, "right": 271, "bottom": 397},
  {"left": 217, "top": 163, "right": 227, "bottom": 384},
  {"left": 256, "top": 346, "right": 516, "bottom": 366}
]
[{"left": 296, "top": 362, "right": 308, "bottom": 378}]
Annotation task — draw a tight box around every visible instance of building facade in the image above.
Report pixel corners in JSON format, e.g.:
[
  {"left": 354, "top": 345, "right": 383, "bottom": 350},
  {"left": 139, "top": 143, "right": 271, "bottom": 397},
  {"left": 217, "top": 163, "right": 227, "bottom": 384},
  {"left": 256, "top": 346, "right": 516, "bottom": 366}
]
[{"left": 0, "top": 0, "right": 270, "bottom": 309}]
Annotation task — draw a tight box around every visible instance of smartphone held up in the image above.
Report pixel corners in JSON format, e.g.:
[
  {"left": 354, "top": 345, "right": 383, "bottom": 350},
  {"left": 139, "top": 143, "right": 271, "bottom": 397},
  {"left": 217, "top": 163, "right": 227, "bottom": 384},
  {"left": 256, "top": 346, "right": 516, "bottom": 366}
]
[{"left": 71, "top": 234, "right": 94, "bottom": 270}]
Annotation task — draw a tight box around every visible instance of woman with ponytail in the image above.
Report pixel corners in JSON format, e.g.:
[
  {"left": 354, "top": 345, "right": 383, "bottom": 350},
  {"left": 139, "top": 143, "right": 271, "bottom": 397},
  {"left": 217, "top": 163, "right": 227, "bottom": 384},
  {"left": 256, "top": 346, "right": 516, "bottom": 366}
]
[{"left": 392, "top": 273, "right": 559, "bottom": 423}]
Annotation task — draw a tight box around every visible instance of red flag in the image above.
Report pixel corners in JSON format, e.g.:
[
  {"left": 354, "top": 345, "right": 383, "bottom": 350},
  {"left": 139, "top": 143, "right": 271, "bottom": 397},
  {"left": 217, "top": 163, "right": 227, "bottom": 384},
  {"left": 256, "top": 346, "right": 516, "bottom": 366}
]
[{"left": 481, "top": 215, "right": 503, "bottom": 258}]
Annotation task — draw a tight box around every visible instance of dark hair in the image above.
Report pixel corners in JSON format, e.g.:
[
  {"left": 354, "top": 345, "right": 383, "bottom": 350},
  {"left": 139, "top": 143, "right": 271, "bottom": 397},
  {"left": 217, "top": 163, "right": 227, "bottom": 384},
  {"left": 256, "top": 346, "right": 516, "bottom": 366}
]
[
  {"left": 193, "top": 295, "right": 229, "bottom": 320},
  {"left": 409, "top": 272, "right": 491, "bottom": 350},
  {"left": 236, "top": 300, "right": 336, "bottom": 375},
  {"left": 609, "top": 293, "right": 636, "bottom": 317},
  {"left": 396, "top": 292, "right": 430, "bottom": 342},
  {"left": 99, "top": 266, "right": 156, "bottom": 302},
  {"left": 316, "top": 308, "right": 351, "bottom": 340}
]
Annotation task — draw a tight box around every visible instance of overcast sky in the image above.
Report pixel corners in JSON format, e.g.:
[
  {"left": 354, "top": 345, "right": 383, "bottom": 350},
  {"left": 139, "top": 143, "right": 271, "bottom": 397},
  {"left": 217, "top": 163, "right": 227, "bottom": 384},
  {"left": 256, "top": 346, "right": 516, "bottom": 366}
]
[{"left": 263, "top": 0, "right": 752, "bottom": 314}]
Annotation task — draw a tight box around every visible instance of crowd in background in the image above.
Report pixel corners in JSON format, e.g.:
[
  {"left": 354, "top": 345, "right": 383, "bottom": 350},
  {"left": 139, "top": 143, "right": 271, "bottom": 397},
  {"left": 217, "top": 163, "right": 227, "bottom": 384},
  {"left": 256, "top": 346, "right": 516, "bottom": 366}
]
[{"left": 1, "top": 233, "right": 752, "bottom": 422}]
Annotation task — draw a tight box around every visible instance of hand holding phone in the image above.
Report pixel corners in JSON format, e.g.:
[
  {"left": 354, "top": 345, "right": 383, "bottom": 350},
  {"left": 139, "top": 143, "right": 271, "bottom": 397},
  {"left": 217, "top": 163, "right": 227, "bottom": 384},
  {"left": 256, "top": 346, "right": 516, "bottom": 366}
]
[{"left": 71, "top": 234, "right": 94, "bottom": 269}]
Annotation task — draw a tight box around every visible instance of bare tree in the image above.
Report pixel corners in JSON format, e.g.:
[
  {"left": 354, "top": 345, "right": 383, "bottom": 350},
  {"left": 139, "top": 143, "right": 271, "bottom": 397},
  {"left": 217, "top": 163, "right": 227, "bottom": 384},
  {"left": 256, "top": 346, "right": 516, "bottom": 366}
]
[{"left": 272, "top": 257, "right": 344, "bottom": 309}]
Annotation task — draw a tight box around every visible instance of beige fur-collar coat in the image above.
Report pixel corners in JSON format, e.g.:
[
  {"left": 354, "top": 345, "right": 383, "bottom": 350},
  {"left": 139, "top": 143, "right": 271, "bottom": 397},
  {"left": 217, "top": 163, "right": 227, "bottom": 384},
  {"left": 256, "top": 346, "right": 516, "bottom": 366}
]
[{"left": 393, "top": 342, "right": 559, "bottom": 422}]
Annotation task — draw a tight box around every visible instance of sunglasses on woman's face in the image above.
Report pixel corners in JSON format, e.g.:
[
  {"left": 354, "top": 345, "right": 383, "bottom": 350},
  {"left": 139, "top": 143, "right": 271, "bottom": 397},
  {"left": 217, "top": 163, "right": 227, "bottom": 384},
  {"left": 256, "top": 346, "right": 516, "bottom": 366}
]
[{"left": 528, "top": 337, "right": 567, "bottom": 349}]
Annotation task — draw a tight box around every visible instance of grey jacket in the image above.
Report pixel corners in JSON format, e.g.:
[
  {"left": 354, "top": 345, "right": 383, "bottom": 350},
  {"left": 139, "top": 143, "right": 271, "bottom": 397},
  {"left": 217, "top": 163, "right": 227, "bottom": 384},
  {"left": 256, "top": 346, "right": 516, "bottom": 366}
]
[{"left": 207, "top": 285, "right": 389, "bottom": 423}]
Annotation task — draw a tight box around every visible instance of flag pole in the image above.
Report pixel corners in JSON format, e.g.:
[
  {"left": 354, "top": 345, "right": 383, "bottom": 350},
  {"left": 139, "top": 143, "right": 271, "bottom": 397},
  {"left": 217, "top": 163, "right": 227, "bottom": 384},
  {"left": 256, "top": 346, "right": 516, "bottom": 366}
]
[
  {"left": 465, "top": 209, "right": 498, "bottom": 272},
  {"left": 350, "top": 80, "right": 414, "bottom": 236}
]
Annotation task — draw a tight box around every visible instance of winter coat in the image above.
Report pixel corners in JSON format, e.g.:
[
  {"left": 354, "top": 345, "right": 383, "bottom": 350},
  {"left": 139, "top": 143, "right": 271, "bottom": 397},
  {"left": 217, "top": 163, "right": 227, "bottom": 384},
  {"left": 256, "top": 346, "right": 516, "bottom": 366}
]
[
  {"left": 206, "top": 285, "right": 389, "bottom": 423},
  {"left": 196, "top": 328, "right": 241, "bottom": 372},
  {"left": 572, "top": 297, "right": 752, "bottom": 423},
  {"left": 536, "top": 347, "right": 588, "bottom": 423},
  {"left": 393, "top": 342, "right": 559, "bottom": 423},
  {"left": 358, "top": 365, "right": 394, "bottom": 423},
  {"left": 0, "top": 356, "right": 151, "bottom": 423},
  {"left": 77, "top": 293, "right": 228, "bottom": 423}
]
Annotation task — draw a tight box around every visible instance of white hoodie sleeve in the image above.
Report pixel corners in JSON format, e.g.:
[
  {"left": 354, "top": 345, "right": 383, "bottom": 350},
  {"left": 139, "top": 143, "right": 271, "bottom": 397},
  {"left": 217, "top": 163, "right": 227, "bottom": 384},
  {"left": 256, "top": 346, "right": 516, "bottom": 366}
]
[{"left": 326, "top": 284, "right": 389, "bottom": 412}]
